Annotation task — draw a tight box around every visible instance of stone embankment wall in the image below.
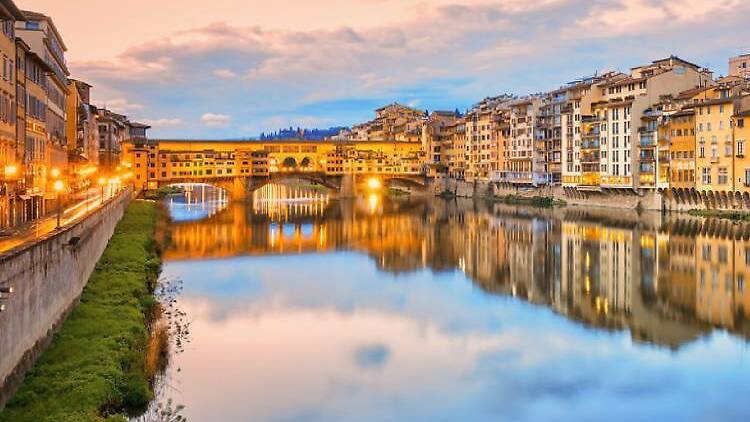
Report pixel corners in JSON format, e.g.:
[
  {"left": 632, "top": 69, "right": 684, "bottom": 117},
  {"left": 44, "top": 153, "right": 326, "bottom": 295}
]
[
  {"left": 431, "top": 177, "right": 672, "bottom": 211},
  {"left": 0, "top": 190, "right": 132, "bottom": 407}
]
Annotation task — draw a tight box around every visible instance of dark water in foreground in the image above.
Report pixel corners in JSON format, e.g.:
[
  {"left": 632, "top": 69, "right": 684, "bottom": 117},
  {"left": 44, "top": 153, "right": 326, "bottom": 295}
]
[{"left": 150, "top": 184, "right": 750, "bottom": 421}]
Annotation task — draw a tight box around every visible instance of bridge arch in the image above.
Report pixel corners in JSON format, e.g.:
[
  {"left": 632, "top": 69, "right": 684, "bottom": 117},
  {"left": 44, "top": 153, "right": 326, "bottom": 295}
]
[
  {"left": 248, "top": 173, "right": 342, "bottom": 193},
  {"left": 282, "top": 157, "right": 297, "bottom": 169}
]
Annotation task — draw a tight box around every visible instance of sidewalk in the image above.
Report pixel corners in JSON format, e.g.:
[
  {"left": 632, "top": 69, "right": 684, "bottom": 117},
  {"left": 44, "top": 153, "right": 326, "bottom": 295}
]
[{"left": 0, "top": 188, "right": 122, "bottom": 255}]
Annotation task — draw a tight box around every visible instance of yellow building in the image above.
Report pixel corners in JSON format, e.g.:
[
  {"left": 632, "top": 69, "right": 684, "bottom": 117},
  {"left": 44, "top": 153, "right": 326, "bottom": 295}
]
[
  {"left": 665, "top": 109, "right": 696, "bottom": 189},
  {"left": 66, "top": 79, "right": 98, "bottom": 172},
  {"left": 0, "top": 0, "right": 24, "bottom": 229},
  {"left": 693, "top": 84, "right": 749, "bottom": 195},
  {"left": 733, "top": 109, "right": 750, "bottom": 194},
  {"left": 465, "top": 108, "right": 506, "bottom": 182},
  {"left": 16, "top": 10, "right": 70, "bottom": 177}
]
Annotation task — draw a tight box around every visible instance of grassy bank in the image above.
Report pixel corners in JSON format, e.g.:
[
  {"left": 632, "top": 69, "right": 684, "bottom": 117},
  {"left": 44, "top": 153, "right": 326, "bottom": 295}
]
[
  {"left": 142, "top": 186, "right": 182, "bottom": 201},
  {"left": 493, "top": 194, "right": 565, "bottom": 208},
  {"left": 0, "top": 201, "right": 162, "bottom": 422},
  {"left": 688, "top": 209, "right": 750, "bottom": 221}
]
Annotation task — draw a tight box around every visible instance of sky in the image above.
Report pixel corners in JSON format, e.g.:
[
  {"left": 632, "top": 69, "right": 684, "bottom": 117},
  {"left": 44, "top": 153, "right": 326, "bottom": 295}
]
[{"left": 17, "top": 0, "right": 750, "bottom": 139}]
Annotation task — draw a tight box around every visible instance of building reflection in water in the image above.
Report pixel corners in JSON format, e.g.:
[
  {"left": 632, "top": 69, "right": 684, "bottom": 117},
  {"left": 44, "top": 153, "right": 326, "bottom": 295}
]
[
  {"left": 167, "top": 183, "right": 230, "bottom": 222},
  {"left": 251, "top": 183, "right": 330, "bottom": 222},
  {"left": 161, "top": 184, "right": 750, "bottom": 349}
]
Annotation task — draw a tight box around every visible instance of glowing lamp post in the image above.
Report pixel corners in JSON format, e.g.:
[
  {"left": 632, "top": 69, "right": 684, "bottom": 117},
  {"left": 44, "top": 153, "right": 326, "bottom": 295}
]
[
  {"left": 98, "top": 177, "right": 106, "bottom": 201},
  {"left": 3, "top": 165, "right": 19, "bottom": 227},
  {"left": 53, "top": 180, "right": 64, "bottom": 229}
]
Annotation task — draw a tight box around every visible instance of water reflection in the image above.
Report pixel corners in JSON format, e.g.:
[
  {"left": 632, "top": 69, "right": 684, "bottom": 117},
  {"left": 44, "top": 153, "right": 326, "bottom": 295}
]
[
  {"left": 167, "top": 183, "right": 230, "bottom": 222},
  {"left": 155, "top": 185, "right": 750, "bottom": 421}
]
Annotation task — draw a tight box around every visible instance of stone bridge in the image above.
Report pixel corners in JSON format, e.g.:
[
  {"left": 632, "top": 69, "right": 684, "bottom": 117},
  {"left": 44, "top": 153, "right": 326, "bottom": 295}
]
[
  {"left": 161, "top": 172, "right": 430, "bottom": 200},
  {"left": 125, "top": 139, "right": 430, "bottom": 199}
]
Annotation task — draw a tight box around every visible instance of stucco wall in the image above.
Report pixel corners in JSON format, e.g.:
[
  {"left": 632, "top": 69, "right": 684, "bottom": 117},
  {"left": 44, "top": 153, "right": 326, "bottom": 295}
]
[{"left": 0, "top": 190, "right": 132, "bottom": 407}]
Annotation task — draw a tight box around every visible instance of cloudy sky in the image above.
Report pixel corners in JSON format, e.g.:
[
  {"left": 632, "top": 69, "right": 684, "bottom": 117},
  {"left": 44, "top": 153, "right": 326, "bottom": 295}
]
[{"left": 19, "top": 0, "right": 750, "bottom": 139}]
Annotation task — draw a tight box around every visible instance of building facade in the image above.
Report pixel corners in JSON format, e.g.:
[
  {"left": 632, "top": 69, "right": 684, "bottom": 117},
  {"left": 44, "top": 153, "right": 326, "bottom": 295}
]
[
  {"left": 0, "top": 0, "right": 23, "bottom": 229},
  {"left": 729, "top": 54, "right": 750, "bottom": 80}
]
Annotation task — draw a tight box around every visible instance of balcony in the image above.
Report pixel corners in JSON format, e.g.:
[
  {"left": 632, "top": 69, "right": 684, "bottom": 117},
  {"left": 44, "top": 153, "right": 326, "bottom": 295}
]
[
  {"left": 640, "top": 135, "right": 655, "bottom": 147},
  {"left": 582, "top": 115, "right": 600, "bottom": 124},
  {"left": 581, "top": 140, "right": 600, "bottom": 150},
  {"left": 640, "top": 151, "right": 655, "bottom": 161},
  {"left": 640, "top": 163, "right": 655, "bottom": 173},
  {"left": 581, "top": 153, "right": 600, "bottom": 163}
]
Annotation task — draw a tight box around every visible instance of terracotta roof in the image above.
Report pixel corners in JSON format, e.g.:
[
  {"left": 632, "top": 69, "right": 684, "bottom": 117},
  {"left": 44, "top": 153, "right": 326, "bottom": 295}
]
[
  {"left": 675, "top": 86, "right": 709, "bottom": 100},
  {"left": 670, "top": 109, "right": 695, "bottom": 118},
  {"left": 649, "top": 56, "right": 703, "bottom": 71}
]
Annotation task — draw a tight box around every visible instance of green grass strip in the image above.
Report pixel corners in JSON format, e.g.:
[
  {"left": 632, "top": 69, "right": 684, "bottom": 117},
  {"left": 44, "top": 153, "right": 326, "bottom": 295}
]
[
  {"left": 0, "top": 200, "right": 162, "bottom": 422},
  {"left": 688, "top": 209, "right": 750, "bottom": 221}
]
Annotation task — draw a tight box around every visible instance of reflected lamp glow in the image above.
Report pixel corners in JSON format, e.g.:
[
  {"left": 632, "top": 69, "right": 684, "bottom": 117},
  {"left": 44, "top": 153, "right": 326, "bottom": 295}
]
[
  {"left": 4, "top": 165, "right": 18, "bottom": 178},
  {"left": 53, "top": 180, "right": 64, "bottom": 192},
  {"left": 367, "top": 177, "right": 382, "bottom": 191},
  {"left": 51, "top": 168, "right": 61, "bottom": 178},
  {"left": 368, "top": 193, "right": 380, "bottom": 214}
]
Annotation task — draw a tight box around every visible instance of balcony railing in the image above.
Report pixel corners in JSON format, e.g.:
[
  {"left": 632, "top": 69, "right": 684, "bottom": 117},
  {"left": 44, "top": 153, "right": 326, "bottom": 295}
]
[
  {"left": 639, "top": 151, "right": 655, "bottom": 161},
  {"left": 640, "top": 136, "right": 655, "bottom": 147},
  {"left": 581, "top": 153, "right": 600, "bottom": 163},
  {"left": 581, "top": 140, "right": 600, "bottom": 150}
]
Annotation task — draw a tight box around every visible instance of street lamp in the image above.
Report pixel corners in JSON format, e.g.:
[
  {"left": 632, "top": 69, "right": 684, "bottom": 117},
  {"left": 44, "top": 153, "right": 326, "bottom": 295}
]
[
  {"left": 50, "top": 167, "right": 61, "bottom": 179},
  {"left": 53, "top": 180, "right": 64, "bottom": 229},
  {"left": 98, "top": 177, "right": 106, "bottom": 202},
  {"left": 3, "top": 165, "right": 18, "bottom": 228}
]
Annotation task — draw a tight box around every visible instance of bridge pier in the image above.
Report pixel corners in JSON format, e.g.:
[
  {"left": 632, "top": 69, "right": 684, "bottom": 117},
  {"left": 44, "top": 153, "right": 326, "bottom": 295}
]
[
  {"left": 232, "top": 177, "right": 248, "bottom": 201},
  {"left": 339, "top": 174, "right": 357, "bottom": 198}
]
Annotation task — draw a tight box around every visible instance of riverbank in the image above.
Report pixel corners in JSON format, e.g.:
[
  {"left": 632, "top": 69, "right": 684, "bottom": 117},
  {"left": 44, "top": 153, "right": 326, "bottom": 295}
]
[
  {"left": 0, "top": 201, "right": 162, "bottom": 422},
  {"left": 490, "top": 194, "right": 565, "bottom": 208},
  {"left": 688, "top": 209, "right": 750, "bottom": 222}
]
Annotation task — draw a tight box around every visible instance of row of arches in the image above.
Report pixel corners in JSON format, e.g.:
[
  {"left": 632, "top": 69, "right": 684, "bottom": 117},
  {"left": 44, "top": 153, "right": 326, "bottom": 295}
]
[{"left": 664, "top": 188, "right": 750, "bottom": 210}]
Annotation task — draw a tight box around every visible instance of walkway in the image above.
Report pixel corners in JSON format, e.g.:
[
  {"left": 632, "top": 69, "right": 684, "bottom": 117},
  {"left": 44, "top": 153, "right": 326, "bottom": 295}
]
[{"left": 0, "top": 188, "right": 124, "bottom": 255}]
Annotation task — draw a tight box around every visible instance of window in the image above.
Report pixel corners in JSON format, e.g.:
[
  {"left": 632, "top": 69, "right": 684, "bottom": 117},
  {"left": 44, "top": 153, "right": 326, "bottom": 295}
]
[
  {"left": 739, "top": 275, "right": 745, "bottom": 293},
  {"left": 702, "top": 168, "right": 711, "bottom": 184},
  {"left": 739, "top": 140, "right": 745, "bottom": 157},
  {"left": 719, "top": 168, "right": 728, "bottom": 185},
  {"left": 719, "top": 246, "right": 728, "bottom": 263}
]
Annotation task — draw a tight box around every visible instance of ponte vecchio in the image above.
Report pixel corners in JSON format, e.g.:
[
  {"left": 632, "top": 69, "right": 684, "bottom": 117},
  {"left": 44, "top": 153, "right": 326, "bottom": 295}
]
[{"left": 124, "top": 139, "right": 430, "bottom": 199}]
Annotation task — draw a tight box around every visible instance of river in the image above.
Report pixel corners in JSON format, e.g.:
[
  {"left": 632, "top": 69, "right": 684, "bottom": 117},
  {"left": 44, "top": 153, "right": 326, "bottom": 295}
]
[{"left": 147, "top": 183, "right": 750, "bottom": 421}]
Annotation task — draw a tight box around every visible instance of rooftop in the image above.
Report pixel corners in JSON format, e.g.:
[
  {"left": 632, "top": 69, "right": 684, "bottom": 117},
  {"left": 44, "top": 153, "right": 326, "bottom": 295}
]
[
  {"left": 0, "top": 0, "right": 25, "bottom": 20},
  {"left": 21, "top": 9, "right": 68, "bottom": 51}
]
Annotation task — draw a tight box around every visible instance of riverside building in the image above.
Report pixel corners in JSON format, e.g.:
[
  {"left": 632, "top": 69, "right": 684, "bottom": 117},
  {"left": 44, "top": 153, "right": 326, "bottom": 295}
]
[{"left": 0, "top": 0, "right": 24, "bottom": 229}]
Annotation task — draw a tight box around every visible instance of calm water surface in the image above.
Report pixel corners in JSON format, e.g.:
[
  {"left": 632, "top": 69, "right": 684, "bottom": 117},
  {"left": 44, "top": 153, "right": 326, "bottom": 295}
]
[{"left": 152, "top": 184, "right": 750, "bottom": 421}]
